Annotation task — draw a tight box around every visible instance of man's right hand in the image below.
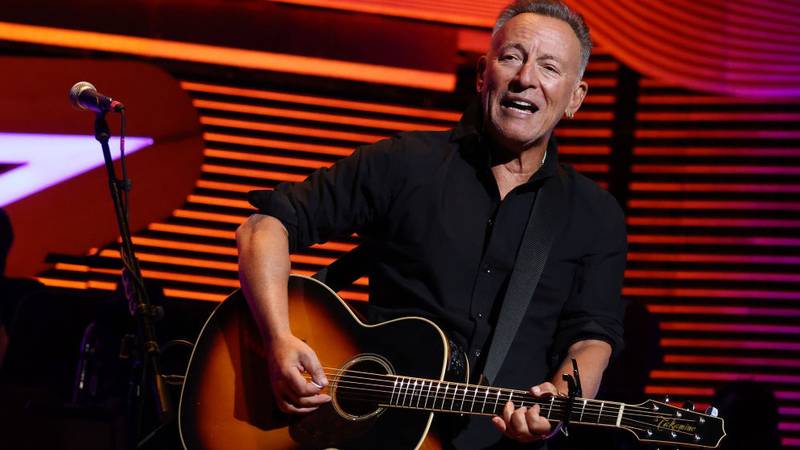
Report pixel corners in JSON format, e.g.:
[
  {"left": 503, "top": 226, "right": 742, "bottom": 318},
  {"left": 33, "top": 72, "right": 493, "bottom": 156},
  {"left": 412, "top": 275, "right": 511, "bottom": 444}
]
[{"left": 268, "top": 333, "right": 331, "bottom": 414}]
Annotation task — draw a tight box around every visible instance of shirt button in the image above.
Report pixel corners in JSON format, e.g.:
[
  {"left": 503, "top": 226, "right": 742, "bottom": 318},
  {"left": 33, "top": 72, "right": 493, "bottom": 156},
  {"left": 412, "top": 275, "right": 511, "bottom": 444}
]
[
  {"left": 474, "top": 349, "right": 481, "bottom": 358},
  {"left": 487, "top": 218, "right": 494, "bottom": 227},
  {"left": 484, "top": 265, "right": 492, "bottom": 274},
  {"left": 477, "top": 312, "right": 484, "bottom": 319}
]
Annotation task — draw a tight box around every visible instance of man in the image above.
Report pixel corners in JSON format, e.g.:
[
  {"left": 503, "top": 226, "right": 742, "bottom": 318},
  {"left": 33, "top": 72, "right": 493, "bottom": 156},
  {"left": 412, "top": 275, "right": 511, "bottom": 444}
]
[{"left": 237, "top": 0, "right": 626, "bottom": 448}]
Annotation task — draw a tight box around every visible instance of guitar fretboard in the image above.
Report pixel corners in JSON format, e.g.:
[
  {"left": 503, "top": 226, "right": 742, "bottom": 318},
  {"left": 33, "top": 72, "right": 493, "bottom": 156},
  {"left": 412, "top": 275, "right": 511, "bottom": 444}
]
[{"left": 378, "top": 375, "right": 624, "bottom": 427}]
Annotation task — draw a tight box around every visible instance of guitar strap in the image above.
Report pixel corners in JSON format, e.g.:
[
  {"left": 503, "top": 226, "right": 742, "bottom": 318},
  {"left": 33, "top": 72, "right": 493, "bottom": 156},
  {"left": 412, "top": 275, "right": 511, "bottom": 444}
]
[{"left": 481, "top": 166, "right": 568, "bottom": 384}]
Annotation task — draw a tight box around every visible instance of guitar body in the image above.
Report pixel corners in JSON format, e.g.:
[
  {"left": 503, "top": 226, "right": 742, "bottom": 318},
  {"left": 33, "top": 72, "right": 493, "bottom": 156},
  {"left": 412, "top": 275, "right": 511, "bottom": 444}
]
[{"left": 179, "top": 275, "right": 451, "bottom": 450}]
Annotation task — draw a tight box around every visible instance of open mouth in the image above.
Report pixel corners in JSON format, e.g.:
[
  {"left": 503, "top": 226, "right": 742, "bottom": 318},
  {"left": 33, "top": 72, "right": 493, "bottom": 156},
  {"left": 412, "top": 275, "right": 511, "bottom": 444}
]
[{"left": 501, "top": 99, "right": 539, "bottom": 114}]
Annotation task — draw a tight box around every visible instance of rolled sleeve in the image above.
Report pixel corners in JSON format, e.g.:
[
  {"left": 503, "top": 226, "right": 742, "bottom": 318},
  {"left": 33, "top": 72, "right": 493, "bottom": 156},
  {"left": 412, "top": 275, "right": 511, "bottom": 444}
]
[
  {"left": 246, "top": 136, "right": 401, "bottom": 252},
  {"left": 550, "top": 193, "right": 627, "bottom": 367}
]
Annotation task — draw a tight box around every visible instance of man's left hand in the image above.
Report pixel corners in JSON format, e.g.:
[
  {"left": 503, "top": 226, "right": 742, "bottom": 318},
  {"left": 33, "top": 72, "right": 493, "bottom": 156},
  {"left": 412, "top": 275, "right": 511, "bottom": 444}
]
[{"left": 491, "top": 382, "right": 560, "bottom": 443}]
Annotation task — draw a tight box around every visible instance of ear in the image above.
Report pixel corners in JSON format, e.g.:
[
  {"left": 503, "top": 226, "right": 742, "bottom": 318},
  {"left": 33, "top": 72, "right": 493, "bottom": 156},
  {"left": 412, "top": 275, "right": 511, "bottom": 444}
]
[
  {"left": 566, "top": 80, "right": 588, "bottom": 116},
  {"left": 476, "top": 55, "right": 488, "bottom": 93}
]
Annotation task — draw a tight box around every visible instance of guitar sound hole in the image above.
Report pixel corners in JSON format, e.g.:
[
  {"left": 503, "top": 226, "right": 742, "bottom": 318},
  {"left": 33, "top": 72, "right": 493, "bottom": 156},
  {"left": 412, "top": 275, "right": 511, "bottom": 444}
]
[{"left": 332, "top": 354, "right": 394, "bottom": 421}]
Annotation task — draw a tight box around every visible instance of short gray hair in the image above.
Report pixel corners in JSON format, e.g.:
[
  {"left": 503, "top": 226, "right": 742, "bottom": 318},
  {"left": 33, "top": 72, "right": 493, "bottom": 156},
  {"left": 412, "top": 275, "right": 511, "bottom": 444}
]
[{"left": 493, "top": 0, "right": 592, "bottom": 78}]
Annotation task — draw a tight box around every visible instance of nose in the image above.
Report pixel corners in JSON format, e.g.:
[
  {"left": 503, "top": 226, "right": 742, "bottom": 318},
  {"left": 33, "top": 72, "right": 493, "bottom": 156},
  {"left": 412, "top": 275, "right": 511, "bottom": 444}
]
[{"left": 513, "top": 59, "right": 539, "bottom": 91}]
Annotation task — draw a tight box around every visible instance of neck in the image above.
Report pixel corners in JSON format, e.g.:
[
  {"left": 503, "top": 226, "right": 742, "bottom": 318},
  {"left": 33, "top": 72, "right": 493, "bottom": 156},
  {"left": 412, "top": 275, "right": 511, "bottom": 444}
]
[{"left": 489, "top": 142, "right": 547, "bottom": 200}]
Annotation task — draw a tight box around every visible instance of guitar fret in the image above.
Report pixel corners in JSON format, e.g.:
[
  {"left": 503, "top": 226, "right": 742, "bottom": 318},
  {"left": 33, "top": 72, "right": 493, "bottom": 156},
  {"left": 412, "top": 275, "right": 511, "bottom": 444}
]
[
  {"left": 546, "top": 395, "right": 555, "bottom": 419},
  {"left": 397, "top": 378, "right": 406, "bottom": 406},
  {"left": 450, "top": 383, "right": 457, "bottom": 411},
  {"left": 412, "top": 380, "right": 420, "bottom": 407},
  {"left": 424, "top": 381, "right": 433, "bottom": 409},
  {"left": 433, "top": 382, "right": 441, "bottom": 411},
  {"left": 616, "top": 403, "right": 624, "bottom": 427},
  {"left": 579, "top": 399, "right": 587, "bottom": 422},
  {"left": 493, "top": 389, "right": 501, "bottom": 415},
  {"left": 597, "top": 401, "right": 604, "bottom": 424},
  {"left": 390, "top": 378, "right": 399, "bottom": 406},
  {"left": 470, "top": 386, "right": 478, "bottom": 412},
  {"left": 481, "top": 387, "right": 489, "bottom": 414},
  {"left": 460, "top": 386, "right": 468, "bottom": 412}
]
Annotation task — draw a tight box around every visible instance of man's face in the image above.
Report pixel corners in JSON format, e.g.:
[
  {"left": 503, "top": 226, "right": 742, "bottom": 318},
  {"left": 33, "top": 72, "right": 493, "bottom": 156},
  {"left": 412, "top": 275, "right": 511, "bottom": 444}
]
[{"left": 477, "top": 13, "right": 588, "bottom": 152}]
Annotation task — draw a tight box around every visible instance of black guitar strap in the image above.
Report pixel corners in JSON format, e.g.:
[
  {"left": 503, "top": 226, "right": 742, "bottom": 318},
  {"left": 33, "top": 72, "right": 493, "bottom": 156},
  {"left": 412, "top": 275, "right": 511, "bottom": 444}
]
[{"left": 481, "top": 167, "right": 568, "bottom": 384}]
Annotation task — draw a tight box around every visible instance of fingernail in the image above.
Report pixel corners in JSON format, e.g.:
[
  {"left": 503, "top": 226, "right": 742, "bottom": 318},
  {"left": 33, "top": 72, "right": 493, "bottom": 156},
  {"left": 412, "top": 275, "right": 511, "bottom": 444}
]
[
  {"left": 533, "top": 386, "right": 541, "bottom": 395},
  {"left": 311, "top": 381, "right": 323, "bottom": 389}
]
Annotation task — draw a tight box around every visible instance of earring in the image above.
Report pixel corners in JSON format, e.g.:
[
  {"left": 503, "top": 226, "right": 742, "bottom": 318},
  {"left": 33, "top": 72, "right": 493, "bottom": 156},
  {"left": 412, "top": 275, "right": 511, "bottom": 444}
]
[{"left": 565, "top": 111, "right": 574, "bottom": 119}]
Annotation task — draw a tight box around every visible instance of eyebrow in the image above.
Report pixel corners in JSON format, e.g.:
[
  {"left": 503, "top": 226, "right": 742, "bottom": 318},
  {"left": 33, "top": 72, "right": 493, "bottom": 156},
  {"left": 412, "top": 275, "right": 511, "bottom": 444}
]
[{"left": 495, "top": 44, "right": 565, "bottom": 64}]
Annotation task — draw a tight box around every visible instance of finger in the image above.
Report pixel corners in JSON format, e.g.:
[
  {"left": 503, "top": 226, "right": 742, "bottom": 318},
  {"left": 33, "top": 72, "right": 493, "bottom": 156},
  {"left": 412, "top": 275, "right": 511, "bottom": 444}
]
[
  {"left": 510, "top": 407, "right": 530, "bottom": 437},
  {"left": 284, "top": 366, "right": 321, "bottom": 396},
  {"left": 502, "top": 400, "right": 515, "bottom": 424},
  {"left": 299, "top": 351, "right": 328, "bottom": 387},
  {"left": 279, "top": 381, "right": 331, "bottom": 406},
  {"left": 531, "top": 382, "right": 558, "bottom": 397},
  {"left": 491, "top": 416, "right": 507, "bottom": 433},
  {"left": 525, "top": 404, "right": 552, "bottom": 436},
  {"left": 278, "top": 399, "right": 321, "bottom": 414}
]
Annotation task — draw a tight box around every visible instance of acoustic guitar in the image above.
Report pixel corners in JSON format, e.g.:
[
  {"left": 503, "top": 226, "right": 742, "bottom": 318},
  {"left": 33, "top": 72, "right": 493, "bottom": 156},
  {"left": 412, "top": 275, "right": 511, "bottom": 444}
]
[{"left": 178, "top": 275, "right": 725, "bottom": 449}]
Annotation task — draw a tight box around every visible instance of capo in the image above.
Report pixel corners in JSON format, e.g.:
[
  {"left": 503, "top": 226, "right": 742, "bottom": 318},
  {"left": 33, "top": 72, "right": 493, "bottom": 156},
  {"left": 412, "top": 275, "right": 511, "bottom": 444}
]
[{"left": 559, "top": 358, "right": 582, "bottom": 437}]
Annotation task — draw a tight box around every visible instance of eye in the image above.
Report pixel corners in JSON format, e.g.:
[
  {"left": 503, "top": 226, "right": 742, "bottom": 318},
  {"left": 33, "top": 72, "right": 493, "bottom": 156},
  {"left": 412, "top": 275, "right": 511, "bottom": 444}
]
[
  {"left": 543, "top": 64, "right": 560, "bottom": 74},
  {"left": 499, "top": 53, "right": 521, "bottom": 62}
]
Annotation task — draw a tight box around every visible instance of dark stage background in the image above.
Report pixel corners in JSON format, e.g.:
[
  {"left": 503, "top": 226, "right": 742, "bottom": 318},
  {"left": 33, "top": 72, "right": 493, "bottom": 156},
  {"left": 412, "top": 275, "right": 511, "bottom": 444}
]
[{"left": 0, "top": 1, "right": 798, "bottom": 448}]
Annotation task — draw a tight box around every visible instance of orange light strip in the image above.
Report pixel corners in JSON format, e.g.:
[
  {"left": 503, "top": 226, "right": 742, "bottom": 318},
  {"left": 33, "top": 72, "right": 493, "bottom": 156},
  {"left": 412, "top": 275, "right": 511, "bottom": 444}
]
[
  {"left": 36, "top": 277, "right": 117, "bottom": 291},
  {"left": 558, "top": 145, "right": 611, "bottom": 155},
  {"left": 661, "top": 338, "right": 800, "bottom": 350},
  {"left": 628, "top": 252, "right": 800, "bottom": 264},
  {"left": 202, "top": 164, "right": 307, "bottom": 182},
  {"left": 628, "top": 235, "right": 800, "bottom": 246},
  {"left": 650, "top": 370, "right": 800, "bottom": 383},
  {"left": 665, "top": 355, "right": 800, "bottom": 368},
  {"left": 553, "top": 128, "right": 612, "bottom": 138},
  {"left": 640, "top": 95, "right": 793, "bottom": 105},
  {"left": 623, "top": 286, "right": 800, "bottom": 300},
  {"left": 197, "top": 179, "right": 266, "bottom": 193},
  {"left": 173, "top": 209, "right": 248, "bottom": 224},
  {"left": 188, "top": 194, "right": 256, "bottom": 210},
  {"left": 181, "top": 82, "right": 462, "bottom": 122},
  {"left": 638, "top": 111, "right": 800, "bottom": 121},
  {"left": 194, "top": 100, "right": 444, "bottom": 132},
  {"left": 200, "top": 117, "right": 385, "bottom": 143},
  {"left": 644, "top": 386, "right": 714, "bottom": 397},
  {"left": 626, "top": 269, "right": 800, "bottom": 283},
  {"left": 100, "top": 249, "right": 239, "bottom": 272},
  {"left": 164, "top": 288, "right": 228, "bottom": 302},
  {"left": 628, "top": 217, "right": 800, "bottom": 227},
  {"left": 272, "top": 0, "right": 497, "bottom": 28},
  {"left": 647, "top": 304, "right": 800, "bottom": 317},
  {"left": 569, "top": 163, "right": 610, "bottom": 173},
  {"left": 630, "top": 182, "right": 800, "bottom": 193},
  {"left": 0, "top": 21, "right": 455, "bottom": 91},
  {"left": 204, "top": 133, "right": 353, "bottom": 157},
  {"left": 636, "top": 129, "right": 800, "bottom": 139},
  {"left": 131, "top": 236, "right": 238, "bottom": 255},
  {"left": 204, "top": 148, "right": 332, "bottom": 169},
  {"left": 149, "top": 223, "right": 235, "bottom": 240},
  {"left": 55, "top": 262, "right": 242, "bottom": 288},
  {"left": 634, "top": 147, "right": 800, "bottom": 157},
  {"left": 629, "top": 199, "right": 800, "bottom": 211}
]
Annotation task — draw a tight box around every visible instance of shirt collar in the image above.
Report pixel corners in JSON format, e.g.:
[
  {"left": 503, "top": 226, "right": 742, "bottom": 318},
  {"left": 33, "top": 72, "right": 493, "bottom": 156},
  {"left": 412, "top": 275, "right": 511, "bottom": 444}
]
[{"left": 451, "top": 97, "right": 560, "bottom": 182}]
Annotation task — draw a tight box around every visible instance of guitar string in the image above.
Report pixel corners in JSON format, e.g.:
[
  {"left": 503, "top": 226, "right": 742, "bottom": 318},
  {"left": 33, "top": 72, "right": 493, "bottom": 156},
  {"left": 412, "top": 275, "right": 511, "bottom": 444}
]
[
  {"left": 314, "top": 368, "right": 697, "bottom": 421},
  {"left": 316, "top": 365, "right": 668, "bottom": 416},
  {"left": 308, "top": 370, "right": 701, "bottom": 424},
  {"left": 329, "top": 387, "right": 700, "bottom": 439},
  {"left": 316, "top": 370, "right": 699, "bottom": 423},
  {"left": 329, "top": 384, "right": 700, "bottom": 432}
]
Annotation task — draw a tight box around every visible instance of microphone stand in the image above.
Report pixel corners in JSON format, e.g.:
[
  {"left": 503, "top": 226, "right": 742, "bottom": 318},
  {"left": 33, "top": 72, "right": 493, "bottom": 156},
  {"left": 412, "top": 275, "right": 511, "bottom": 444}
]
[{"left": 93, "top": 112, "right": 173, "bottom": 449}]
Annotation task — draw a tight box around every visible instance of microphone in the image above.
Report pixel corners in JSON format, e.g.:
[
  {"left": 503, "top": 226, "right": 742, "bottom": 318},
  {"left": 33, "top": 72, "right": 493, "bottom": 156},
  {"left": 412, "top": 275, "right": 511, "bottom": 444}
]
[{"left": 69, "top": 81, "right": 125, "bottom": 113}]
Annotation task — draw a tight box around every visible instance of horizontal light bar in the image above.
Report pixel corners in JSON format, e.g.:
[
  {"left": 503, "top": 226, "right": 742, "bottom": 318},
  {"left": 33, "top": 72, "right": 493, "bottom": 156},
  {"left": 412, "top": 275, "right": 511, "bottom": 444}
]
[
  {"left": 0, "top": 21, "right": 456, "bottom": 91},
  {"left": 204, "top": 133, "right": 353, "bottom": 157},
  {"left": 194, "top": 99, "right": 444, "bottom": 131}
]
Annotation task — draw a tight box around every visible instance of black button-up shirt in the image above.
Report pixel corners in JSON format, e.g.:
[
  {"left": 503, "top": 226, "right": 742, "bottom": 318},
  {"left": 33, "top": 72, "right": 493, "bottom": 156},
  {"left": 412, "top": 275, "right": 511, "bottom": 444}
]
[{"left": 248, "top": 104, "right": 626, "bottom": 447}]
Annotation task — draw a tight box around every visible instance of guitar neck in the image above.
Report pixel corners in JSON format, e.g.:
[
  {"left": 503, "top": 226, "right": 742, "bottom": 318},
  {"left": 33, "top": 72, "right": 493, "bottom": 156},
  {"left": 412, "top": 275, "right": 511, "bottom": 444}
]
[{"left": 378, "top": 376, "right": 625, "bottom": 428}]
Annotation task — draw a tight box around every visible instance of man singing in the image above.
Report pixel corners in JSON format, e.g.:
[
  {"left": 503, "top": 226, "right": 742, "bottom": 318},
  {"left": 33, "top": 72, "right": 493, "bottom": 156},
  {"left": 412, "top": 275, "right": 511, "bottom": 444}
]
[{"left": 237, "top": 1, "right": 626, "bottom": 448}]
